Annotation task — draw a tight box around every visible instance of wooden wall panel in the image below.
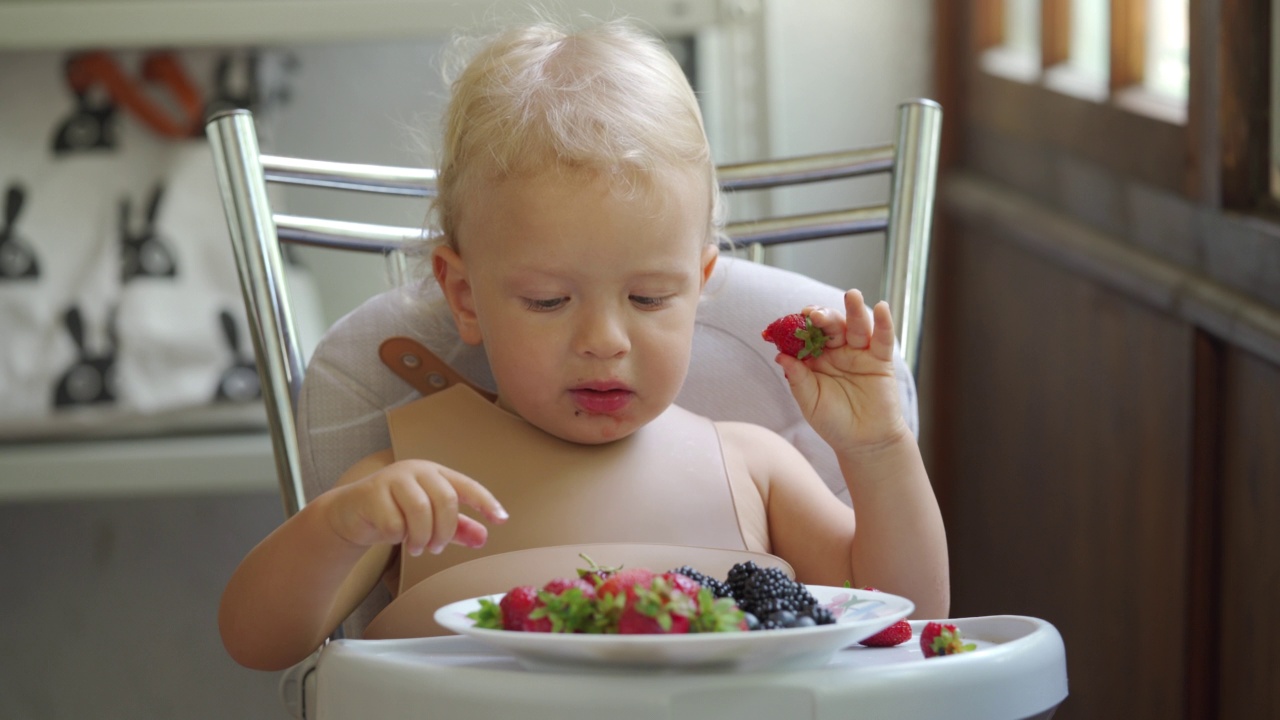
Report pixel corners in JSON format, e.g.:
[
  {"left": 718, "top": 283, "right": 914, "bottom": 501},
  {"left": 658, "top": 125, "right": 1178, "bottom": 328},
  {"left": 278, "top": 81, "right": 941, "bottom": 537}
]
[
  {"left": 939, "top": 225, "right": 1194, "bottom": 720},
  {"left": 1218, "top": 348, "right": 1280, "bottom": 720}
]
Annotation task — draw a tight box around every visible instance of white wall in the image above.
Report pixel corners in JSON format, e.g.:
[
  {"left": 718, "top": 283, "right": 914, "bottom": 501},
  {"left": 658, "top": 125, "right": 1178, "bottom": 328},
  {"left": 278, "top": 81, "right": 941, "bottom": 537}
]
[
  {"left": 761, "top": 0, "right": 934, "bottom": 299},
  {"left": 267, "top": 39, "right": 450, "bottom": 331}
]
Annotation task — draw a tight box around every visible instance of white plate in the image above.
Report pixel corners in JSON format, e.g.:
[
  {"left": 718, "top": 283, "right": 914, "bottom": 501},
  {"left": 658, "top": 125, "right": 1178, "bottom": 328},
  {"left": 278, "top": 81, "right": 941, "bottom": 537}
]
[{"left": 434, "top": 585, "right": 913, "bottom": 673}]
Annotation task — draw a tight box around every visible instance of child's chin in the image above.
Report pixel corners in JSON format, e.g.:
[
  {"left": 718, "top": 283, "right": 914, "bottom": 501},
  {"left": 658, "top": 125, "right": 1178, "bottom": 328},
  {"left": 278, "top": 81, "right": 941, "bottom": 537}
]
[{"left": 550, "top": 413, "right": 645, "bottom": 445}]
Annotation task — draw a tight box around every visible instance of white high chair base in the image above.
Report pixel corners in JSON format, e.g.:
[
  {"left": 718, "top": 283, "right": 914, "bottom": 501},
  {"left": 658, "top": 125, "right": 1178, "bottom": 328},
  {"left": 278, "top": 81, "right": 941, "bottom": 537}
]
[{"left": 314, "top": 616, "right": 1067, "bottom": 720}]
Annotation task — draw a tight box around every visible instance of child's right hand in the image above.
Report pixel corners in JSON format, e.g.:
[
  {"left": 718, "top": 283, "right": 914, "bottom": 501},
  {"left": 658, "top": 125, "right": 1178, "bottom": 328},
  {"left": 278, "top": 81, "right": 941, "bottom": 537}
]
[{"left": 322, "top": 459, "right": 508, "bottom": 557}]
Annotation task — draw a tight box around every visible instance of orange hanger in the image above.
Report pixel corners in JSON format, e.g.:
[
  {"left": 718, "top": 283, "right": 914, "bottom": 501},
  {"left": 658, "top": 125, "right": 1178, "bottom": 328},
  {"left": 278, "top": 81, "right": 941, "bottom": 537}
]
[{"left": 65, "top": 51, "right": 204, "bottom": 139}]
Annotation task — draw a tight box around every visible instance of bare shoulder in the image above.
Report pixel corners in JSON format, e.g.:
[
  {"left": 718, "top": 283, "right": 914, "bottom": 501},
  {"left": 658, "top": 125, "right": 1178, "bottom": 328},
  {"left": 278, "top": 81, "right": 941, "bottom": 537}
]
[
  {"left": 715, "top": 420, "right": 844, "bottom": 506},
  {"left": 715, "top": 420, "right": 817, "bottom": 489},
  {"left": 716, "top": 421, "right": 808, "bottom": 461}
]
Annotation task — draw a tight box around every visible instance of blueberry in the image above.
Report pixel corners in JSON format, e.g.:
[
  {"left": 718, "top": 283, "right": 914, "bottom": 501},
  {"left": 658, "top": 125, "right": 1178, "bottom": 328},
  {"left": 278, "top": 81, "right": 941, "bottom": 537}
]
[{"left": 768, "top": 610, "right": 797, "bottom": 628}]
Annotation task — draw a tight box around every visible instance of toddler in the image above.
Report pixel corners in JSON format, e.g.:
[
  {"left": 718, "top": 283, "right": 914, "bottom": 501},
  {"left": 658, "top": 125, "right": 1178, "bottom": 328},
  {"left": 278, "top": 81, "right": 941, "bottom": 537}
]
[{"left": 219, "top": 17, "right": 948, "bottom": 671}]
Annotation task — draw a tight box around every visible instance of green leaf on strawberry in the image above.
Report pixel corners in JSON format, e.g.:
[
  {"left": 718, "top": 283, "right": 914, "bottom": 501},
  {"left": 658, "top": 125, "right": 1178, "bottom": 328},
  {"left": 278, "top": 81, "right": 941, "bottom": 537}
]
[
  {"left": 529, "top": 587, "right": 599, "bottom": 633},
  {"left": 467, "top": 597, "right": 503, "bottom": 629},
  {"left": 689, "top": 589, "right": 746, "bottom": 633}
]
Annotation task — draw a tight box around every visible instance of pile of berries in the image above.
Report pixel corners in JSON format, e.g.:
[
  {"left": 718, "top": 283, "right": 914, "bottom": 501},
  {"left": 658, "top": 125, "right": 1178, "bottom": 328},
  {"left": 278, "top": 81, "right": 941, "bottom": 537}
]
[
  {"left": 466, "top": 559, "right": 844, "bottom": 635},
  {"left": 468, "top": 566, "right": 744, "bottom": 635},
  {"left": 673, "top": 561, "right": 836, "bottom": 631}
]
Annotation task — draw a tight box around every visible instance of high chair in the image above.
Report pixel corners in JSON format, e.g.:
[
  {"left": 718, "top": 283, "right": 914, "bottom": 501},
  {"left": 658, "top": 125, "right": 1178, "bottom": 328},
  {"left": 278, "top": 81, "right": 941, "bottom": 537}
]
[{"left": 206, "top": 100, "right": 1067, "bottom": 720}]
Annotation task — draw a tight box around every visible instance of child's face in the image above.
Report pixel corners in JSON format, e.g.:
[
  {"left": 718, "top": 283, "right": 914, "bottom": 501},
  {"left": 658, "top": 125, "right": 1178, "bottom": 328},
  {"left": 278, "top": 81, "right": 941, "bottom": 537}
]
[{"left": 435, "top": 167, "right": 717, "bottom": 444}]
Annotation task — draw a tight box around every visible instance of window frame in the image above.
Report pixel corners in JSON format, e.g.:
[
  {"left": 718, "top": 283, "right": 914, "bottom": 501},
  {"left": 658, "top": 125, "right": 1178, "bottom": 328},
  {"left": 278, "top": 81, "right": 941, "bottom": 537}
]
[{"left": 960, "top": 0, "right": 1238, "bottom": 204}]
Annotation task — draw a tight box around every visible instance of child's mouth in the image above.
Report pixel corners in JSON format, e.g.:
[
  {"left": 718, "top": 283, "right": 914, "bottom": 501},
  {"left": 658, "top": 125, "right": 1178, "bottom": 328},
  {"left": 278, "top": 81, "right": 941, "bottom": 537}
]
[{"left": 570, "top": 387, "right": 633, "bottom": 415}]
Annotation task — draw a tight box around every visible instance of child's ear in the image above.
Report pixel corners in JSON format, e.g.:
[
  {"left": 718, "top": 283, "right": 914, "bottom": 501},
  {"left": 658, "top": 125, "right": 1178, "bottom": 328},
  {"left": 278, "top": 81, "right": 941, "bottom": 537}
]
[
  {"left": 432, "top": 244, "right": 483, "bottom": 345},
  {"left": 699, "top": 243, "right": 719, "bottom": 289}
]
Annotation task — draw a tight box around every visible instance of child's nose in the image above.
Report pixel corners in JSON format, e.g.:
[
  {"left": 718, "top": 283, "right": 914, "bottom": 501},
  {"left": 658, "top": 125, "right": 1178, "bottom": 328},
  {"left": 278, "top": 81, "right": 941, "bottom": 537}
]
[{"left": 574, "top": 306, "right": 630, "bottom": 359}]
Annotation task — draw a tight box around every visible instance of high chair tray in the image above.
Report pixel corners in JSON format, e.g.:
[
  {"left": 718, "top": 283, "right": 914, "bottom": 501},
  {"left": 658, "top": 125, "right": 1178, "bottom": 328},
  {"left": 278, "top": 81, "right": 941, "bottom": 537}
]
[{"left": 315, "top": 615, "right": 1067, "bottom": 720}]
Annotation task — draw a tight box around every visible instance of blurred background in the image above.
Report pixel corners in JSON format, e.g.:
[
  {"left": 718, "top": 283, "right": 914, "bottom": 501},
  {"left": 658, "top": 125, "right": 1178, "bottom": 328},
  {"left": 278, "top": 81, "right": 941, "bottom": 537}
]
[{"left": 1, "top": 1, "right": 1277, "bottom": 719}]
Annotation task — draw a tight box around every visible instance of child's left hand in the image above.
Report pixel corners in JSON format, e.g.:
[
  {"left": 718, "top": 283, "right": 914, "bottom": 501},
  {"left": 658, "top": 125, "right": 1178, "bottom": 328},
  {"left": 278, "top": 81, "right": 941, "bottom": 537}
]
[{"left": 773, "top": 289, "right": 910, "bottom": 454}]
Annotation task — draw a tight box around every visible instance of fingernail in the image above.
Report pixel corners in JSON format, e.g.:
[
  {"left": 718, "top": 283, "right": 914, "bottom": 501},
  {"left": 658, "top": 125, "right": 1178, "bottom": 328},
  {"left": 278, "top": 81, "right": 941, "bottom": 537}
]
[
  {"left": 408, "top": 546, "right": 423, "bottom": 557},
  {"left": 429, "top": 543, "right": 444, "bottom": 555},
  {"left": 493, "top": 507, "right": 509, "bottom": 521}
]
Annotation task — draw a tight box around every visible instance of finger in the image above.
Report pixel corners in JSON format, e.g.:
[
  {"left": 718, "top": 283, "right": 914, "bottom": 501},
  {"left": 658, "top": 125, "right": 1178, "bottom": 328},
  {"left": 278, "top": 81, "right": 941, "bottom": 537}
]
[
  {"left": 842, "top": 289, "right": 873, "bottom": 349},
  {"left": 803, "top": 305, "right": 847, "bottom": 349},
  {"left": 870, "top": 301, "right": 896, "bottom": 362},
  {"left": 453, "top": 515, "right": 490, "bottom": 548},
  {"left": 422, "top": 476, "right": 460, "bottom": 555},
  {"left": 388, "top": 480, "right": 433, "bottom": 556},
  {"left": 776, "top": 352, "right": 818, "bottom": 411},
  {"left": 439, "top": 467, "right": 509, "bottom": 525}
]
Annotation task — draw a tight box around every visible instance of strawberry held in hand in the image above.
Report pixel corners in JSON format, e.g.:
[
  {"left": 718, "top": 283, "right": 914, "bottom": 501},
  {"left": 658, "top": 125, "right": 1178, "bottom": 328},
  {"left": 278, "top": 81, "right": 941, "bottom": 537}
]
[
  {"left": 920, "top": 621, "right": 977, "bottom": 657},
  {"left": 762, "top": 313, "right": 828, "bottom": 359}
]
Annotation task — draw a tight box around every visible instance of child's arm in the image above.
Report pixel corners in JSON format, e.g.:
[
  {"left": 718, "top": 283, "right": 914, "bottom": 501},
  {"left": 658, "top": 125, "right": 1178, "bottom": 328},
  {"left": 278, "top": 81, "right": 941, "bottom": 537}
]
[
  {"left": 218, "top": 450, "right": 508, "bottom": 671},
  {"left": 764, "top": 289, "right": 949, "bottom": 619}
]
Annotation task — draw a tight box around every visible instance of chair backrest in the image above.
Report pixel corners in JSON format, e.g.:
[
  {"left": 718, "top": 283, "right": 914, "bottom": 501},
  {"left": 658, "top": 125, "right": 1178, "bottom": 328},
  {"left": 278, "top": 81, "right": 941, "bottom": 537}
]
[{"left": 205, "top": 100, "right": 941, "bottom": 522}]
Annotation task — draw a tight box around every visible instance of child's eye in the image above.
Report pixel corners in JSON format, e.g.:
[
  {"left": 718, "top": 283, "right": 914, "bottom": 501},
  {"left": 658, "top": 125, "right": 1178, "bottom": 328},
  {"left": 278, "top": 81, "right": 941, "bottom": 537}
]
[
  {"left": 630, "top": 295, "right": 670, "bottom": 309},
  {"left": 523, "top": 297, "right": 568, "bottom": 312}
]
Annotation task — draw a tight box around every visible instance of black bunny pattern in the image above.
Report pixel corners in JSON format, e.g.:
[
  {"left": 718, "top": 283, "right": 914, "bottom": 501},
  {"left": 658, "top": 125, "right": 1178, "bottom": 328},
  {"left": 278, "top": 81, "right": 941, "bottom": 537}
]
[
  {"left": 1, "top": 184, "right": 40, "bottom": 280},
  {"left": 53, "top": 306, "right": 119, "bottom": 408},
  {"left": 214, "top": 309, "right": 262, "bottom": 402},
  {"left": 120, "top": 184, "right": 178, "bottom": 282}
]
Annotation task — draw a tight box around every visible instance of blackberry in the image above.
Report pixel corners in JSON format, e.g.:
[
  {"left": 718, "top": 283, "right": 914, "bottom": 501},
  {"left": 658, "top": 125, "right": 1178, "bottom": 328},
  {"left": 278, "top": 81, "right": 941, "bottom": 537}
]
[
  {"left": 668, "top": 565, "right": 732, "bottom": 599},
  {"left": 798, "top": 604, "right": 836, "bottom": 626},
  {"left": 740, "top": 567, "right": 810, "bottom": 614},
  {"left": 744, "top": 596, "right": 791, "bottom": 619},
  {"left": 725, "top": 561, "right": 761, "bottom": 601},
  {"left": 723, "top": 562, "right": 832, "bottom": 631}
]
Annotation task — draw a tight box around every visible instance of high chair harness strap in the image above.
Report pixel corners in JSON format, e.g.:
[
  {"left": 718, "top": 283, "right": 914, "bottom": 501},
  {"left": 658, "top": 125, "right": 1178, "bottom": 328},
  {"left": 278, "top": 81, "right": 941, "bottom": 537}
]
[{"left": 378, "top": 336, "right": 496, "bottom": 403}]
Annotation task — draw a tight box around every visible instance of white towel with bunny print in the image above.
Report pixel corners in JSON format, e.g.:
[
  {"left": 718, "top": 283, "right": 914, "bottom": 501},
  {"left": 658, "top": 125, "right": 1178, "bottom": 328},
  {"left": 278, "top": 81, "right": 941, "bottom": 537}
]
[{"left": 0, "top": 49, "right": 307, "bottom": 438}]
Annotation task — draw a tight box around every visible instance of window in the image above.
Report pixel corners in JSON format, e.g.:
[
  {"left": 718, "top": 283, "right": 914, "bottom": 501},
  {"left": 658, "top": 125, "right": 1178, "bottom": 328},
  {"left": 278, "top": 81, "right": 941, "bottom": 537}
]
[
  {"left": 1144, "top": 0, "right": 1189, "bottom": 100},
  {"left": 978, "top": 0, "right": 1189, "bottom": 123}
]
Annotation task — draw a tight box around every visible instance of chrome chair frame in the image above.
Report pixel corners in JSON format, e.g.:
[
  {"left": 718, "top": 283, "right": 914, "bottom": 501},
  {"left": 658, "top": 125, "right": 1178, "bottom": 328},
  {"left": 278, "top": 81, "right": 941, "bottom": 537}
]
[{"left": 206, "top": 100, "right": 941, "bottom": 521}]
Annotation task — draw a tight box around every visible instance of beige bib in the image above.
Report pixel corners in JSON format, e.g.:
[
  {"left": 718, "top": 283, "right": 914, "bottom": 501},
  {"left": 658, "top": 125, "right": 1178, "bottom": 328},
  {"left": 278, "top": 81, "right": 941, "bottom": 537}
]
[{"left": 361, "top": 383, "right": 785, "bottom": 638}]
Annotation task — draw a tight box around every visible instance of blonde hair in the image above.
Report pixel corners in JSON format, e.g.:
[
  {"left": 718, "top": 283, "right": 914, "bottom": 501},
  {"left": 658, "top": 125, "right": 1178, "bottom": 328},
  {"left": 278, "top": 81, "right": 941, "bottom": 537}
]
[{"left": 431, "top": 18, "right": 723, "bottom": 249}]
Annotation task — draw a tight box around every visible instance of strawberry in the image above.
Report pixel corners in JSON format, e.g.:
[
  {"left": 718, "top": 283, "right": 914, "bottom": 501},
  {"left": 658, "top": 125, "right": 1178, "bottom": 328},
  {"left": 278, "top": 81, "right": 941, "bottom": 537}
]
[
  {"left": 858, "top": 619, "right": 912, "bottom": 647},
  {"left": 855, "top": 587, "right": 912, "bottom": 647},
  {"left": 530, "top": 577, "right": 599, "bottom": 633},
  {"left": 920, "top": 621, "right": 977, "bottom": 657},
  {"left": 576, "top": 553, "right": 621, "bottom": 584},
  {"left": 497, "top": 585, "right": 543, "bottom": 631},
  {"left": 543, "top": 577, "right": 596, "bottom": 599},
  {"left": 618, "top": 606, "right": 691, "bottom": 634},
  {"left": 595, "top": 567, "right": 657, "bottom": 604},
  {"left": 661, "top": 571, "right": 703, "bottom": 597},
  {"left": 616, "top": 576, "right": 697, "bottom": 634},
  {"left": 762, "top": 313, "right": 828, "bottom": 359}
]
